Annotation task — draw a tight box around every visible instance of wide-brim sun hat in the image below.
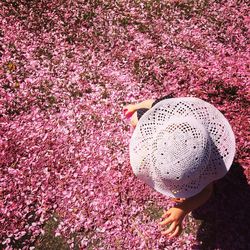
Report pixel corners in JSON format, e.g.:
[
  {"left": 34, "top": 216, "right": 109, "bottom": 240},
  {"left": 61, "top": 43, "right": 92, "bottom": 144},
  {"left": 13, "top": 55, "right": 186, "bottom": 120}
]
[{"left": 129, "top": 97, "right": 236, "bottom": 198}]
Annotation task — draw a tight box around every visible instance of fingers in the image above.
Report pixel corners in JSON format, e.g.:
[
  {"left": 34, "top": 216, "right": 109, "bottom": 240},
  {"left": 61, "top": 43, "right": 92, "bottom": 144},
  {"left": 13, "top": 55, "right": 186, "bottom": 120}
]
[
  {"left": 160, "top": 208, "right": 183, "bottom": 238},
  {"left": 159, "top": 216, "right": 173, "bottom": 226},
  {"left": 123, "top": 104, "right": 136, "bottom": 118},
  {"left": 161, "top": 221, "right": 177, "bottom": 236},
  {"left": 169, "top": 225, "right": 182, "bottom": 238},
  {"left": 161, "top": 223, "right": 182, "bottom": 238},
  {"left": 159, "top": 209, "right": 172, "bottom": 226},
  {"left": 161, "top": 210, "right": 171, "bottom": 218},
  {"left": 125, "top": 111, "right": 134, "bottom": 119}
]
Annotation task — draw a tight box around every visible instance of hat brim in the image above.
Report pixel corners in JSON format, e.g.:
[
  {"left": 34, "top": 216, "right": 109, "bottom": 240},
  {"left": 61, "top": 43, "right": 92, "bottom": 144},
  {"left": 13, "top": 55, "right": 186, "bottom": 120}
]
[{"left": 129, "top": 97, "right": 236, "bottom": 198}]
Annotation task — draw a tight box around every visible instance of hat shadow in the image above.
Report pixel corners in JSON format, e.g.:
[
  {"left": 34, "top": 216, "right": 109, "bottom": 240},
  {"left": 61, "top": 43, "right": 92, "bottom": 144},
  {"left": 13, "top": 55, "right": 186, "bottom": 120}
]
[{"left": 191, "top": 162, "right": 250, "bottom": 250}]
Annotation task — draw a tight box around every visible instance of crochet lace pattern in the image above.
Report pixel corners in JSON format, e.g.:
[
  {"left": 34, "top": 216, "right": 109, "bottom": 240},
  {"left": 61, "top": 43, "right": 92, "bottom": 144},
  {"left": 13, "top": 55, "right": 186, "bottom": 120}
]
[{"left": 130, "top": 97, "right": 236, "bottom": 198}]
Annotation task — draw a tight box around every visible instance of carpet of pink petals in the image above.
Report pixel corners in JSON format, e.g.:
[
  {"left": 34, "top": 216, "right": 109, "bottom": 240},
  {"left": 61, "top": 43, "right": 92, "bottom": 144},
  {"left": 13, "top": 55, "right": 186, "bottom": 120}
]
[{"left": 0, "top": 0, "right": 249, "bottom": 249}]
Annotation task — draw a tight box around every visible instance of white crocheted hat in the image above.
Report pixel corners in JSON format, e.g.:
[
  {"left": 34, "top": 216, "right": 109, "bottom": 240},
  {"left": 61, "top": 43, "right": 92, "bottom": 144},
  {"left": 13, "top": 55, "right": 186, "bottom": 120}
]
[{"left": 129, "top": 97, "right": 236, "bottom": 198}]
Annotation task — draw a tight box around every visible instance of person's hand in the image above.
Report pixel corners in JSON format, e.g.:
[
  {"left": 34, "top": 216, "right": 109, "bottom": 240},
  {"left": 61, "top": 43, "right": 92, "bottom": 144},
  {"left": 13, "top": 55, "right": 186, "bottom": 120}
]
[
  {"left": 123, "top": 104, "right": 137, "bottom": 119},
  {"left": 123, "top": 104, "right": 138, "bottom": 127},
  {"left": 159, "top": 207, "right": 187, "bottom": 238}
]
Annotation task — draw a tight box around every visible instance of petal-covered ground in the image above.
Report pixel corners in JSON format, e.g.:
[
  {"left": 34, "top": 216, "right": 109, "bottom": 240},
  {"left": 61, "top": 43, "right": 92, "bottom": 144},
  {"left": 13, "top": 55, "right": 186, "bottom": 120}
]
[{"left": 0, "top": 0, "right": 249, "bottom": 249}]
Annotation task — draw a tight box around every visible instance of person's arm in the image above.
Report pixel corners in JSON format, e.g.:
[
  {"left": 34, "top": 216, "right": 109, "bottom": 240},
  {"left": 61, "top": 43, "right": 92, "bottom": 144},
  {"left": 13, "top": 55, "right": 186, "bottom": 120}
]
[
  {"left": 159, "top": 183, "right": 213, "bottom": 238},
  {"left": 176, "top": 182, "right": 213, "bottom": 213},
  {"left": 124, "top": 94, "right": 174, "bottom": 117},
  {"left": 123, "top": 99, "right": 155, "bottom": 119},
  {"left": 124, "top": 100, "right": 154, "bottom": 127}
]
